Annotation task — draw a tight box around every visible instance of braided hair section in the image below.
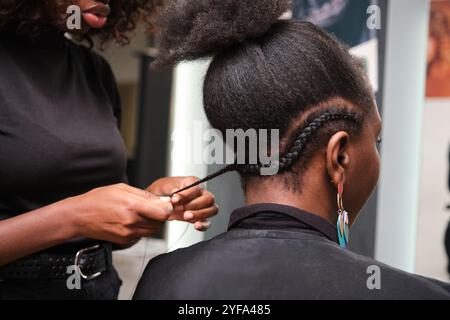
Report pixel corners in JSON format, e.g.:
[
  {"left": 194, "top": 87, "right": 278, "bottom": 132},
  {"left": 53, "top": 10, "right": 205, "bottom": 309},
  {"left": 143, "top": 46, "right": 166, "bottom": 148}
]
[
  {"left": 171, "top": 109, "right": 362, "bottom": 196},
  {"left": 275, "top": 110, "right": 361, "bottom": 173},
  {"left": 170, "top": 164, "right": 237, "bottom": 197}
]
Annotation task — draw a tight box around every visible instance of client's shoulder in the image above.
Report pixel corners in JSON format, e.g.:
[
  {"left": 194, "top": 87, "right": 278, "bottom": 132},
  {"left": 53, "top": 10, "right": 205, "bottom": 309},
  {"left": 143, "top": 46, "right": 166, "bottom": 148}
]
[
  {"left": 133, "top": 237, "right": 219, "bottom": 300},
  {"left": 133, "top": 230, "right": 450, "bottom": 299},
  {"left": 315, "top": 240, "right": 450, "bottom": 299}
]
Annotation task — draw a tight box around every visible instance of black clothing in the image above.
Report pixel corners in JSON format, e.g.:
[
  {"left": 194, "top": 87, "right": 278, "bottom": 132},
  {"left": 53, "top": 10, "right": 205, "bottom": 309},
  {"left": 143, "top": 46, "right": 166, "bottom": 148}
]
[
  {"left": 228, "top": 203, "right": 337, "bottom": 242},
  {"left": 0, "top": 244, "right": 122, "bottom": 300},
  {"left": 0, "top": 243, "right": 111, "bottom": 280},
  {"left": 0, "top": 31, "right": 127, "bottom": 246},
  {"left": 134, "top": 203, "right": 450, "bottom": 300},
  {"left": 0, "top": 30, "right": 126, "bottom": 298}
]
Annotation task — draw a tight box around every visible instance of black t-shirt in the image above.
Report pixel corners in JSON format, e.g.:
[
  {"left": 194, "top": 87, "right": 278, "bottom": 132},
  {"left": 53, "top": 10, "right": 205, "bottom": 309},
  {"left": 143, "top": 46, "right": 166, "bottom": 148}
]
[{"left": 0, "top": 31, "right": 128, "bottom": 247}]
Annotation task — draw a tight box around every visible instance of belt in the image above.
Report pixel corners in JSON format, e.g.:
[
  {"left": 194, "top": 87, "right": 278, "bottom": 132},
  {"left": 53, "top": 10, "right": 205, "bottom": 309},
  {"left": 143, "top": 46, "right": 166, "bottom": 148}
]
[{"left": 0, "top": 243, "right": 111, "bottom": 281}]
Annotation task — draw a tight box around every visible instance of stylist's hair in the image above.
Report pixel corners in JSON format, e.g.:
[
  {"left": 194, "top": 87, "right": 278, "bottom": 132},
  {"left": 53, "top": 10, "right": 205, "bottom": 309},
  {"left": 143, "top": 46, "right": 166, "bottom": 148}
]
[
  {"left": 0, "top": 0, "right": 163, "bottom": 47},
  {"left": 156, "top": 0, "right": 376, "bottom": 194}
]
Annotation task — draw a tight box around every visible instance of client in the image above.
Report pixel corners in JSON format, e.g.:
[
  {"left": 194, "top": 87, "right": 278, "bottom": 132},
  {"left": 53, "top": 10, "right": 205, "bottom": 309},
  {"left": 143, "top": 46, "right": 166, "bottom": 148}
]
[{"left": 134, "top": 0, "right": 450, "bottom": 299}]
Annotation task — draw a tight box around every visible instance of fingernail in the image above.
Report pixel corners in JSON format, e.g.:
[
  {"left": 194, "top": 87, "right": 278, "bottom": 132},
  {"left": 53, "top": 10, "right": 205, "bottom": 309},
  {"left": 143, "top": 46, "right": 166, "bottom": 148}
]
[
  {"left": 195, "top": 222, "right": 202, "bottom": 230},
  {"left": 160, "top": 196, "right": 170, "bottom": 202},
  {"left": 172, "top": 195, "right": 180, "bottom": 204},
  {"left": 166, "top": 203, "right": 174, "bottom": 214},
  {"left": 202, "top": 221, "right": 211, "bottom": 229},
  {"left": 184, "top": 211, "right": 194, "bottom": 220}
]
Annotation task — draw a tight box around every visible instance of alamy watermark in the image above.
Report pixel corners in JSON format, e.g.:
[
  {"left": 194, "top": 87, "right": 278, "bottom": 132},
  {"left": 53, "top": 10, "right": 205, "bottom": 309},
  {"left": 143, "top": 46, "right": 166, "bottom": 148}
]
[
  {"left": 367, "top": 4, "right": 381, "bottom": 30},
  {"left": 66, "top": 5, "right": 82, "bottom": 30},
  {"left": 170, "top": 121, "right": 280, "bottom": 176},
  {"left": 66, "top": 265, "right": 81, "bottom": 290},
  {"left": 366, "top": 264, "right": 381, "bottom": 290}
]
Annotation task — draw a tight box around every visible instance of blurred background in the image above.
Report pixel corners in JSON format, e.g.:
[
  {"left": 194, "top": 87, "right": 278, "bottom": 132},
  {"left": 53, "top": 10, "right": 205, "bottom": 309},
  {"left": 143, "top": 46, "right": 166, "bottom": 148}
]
[{"left": 98, "top": 0, "right": 450, "bottom": 299}]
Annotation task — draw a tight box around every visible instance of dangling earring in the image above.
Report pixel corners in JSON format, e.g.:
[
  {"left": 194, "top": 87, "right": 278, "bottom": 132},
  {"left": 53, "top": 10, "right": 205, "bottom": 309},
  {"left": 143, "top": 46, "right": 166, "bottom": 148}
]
[{"left": 336, "top": 182, "right": 349, "bottom": 248}]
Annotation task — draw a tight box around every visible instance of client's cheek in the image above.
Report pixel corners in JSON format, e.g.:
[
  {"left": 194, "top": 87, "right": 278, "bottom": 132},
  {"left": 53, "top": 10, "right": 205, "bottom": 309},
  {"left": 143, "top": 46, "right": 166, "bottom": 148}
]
[
  {"left": 369, "top": 145, "right": 381, "bottom": 190},
  {"left": 347, "top": 153, "right": 376, "bottom": 219}
]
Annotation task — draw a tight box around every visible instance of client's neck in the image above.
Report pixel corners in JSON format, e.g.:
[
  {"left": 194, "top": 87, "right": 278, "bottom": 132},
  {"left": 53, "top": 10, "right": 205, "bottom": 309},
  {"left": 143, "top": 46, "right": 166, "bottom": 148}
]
[{"left": 245, "top": 180, "right": 336, "bottom": 225}]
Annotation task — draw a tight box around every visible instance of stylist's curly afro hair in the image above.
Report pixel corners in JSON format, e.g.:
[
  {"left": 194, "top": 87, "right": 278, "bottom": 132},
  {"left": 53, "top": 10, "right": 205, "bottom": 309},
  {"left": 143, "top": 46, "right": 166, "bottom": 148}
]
[{"left": 0, "top": 0, "right": 164, "bottom": 47}]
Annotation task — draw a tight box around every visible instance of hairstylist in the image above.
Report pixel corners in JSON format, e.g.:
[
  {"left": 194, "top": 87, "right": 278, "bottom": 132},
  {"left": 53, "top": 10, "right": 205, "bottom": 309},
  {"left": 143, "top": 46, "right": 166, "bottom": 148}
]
[{"left": 0, "top": 0, "right": 218, "bottom": 299}]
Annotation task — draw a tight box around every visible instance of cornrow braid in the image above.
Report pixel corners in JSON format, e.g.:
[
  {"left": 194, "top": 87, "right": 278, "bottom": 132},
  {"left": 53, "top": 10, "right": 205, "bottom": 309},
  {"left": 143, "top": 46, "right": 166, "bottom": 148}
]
[
  {"left": 170, "top": 164, "right": 237, "bottom": 197},
  {"left": 171, "top": 109, "right": 362, "bottom": 197},
  {"left": 275, "top": 110, "right": 361, "bottom": 173}
]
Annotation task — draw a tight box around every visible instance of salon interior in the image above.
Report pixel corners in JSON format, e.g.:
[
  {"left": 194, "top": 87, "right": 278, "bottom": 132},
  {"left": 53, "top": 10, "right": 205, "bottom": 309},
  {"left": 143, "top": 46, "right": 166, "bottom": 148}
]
[{"left": 96, "top": 0, "right": 450, "bottom": 299}]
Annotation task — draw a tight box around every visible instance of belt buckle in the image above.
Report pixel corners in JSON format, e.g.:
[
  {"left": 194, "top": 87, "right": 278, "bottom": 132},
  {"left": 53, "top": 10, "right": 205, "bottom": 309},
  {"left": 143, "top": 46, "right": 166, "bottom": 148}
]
[{"left": 74, "top": 244, "right": 103, "bottom": 280}]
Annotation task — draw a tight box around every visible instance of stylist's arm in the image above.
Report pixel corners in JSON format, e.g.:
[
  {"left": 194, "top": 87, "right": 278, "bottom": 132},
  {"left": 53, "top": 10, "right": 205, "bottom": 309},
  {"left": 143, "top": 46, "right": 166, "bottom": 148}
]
[{"left": 0, "top": 183, "right": 173, "bottom": 266}]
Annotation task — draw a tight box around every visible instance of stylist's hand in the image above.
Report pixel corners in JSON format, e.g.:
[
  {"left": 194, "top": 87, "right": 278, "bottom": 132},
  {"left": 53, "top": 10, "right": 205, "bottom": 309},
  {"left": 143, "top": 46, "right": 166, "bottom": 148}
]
[
  {"left": 67, "top": 183, "right": 173, "bottom": 246},
  {"left": 147, "top": 176, "right": 218, "bottom": 231}
]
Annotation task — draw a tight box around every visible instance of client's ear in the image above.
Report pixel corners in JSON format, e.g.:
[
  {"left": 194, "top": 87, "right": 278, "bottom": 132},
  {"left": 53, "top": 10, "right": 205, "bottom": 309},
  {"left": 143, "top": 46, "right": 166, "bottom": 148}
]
[{"left": 326, "top": 131, "right": 350, "bottom": 185}]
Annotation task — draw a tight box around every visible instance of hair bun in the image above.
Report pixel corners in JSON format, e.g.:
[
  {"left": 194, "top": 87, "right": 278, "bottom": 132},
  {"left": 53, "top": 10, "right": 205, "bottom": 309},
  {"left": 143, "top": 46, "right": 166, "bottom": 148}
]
[{"left": 154, "top": 0, "right": 290, "bottom": 66}]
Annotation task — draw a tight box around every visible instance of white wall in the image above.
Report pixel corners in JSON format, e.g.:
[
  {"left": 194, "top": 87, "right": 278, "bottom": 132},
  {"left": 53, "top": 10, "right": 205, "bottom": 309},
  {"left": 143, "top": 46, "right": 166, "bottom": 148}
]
[
  {"left": 166, "top": 60, "right": 211, "bottom": 251},
  {"left": 375, "top": 0, "right": 429, "bottom": 272},
  {"left": 416, "top": 100, "right": 450, "bottom": 281}
]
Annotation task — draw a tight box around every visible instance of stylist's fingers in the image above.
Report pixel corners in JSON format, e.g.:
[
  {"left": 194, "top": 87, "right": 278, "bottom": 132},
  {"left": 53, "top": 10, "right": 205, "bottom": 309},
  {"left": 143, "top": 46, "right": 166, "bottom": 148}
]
[
  {"left": 128, "top": 194, "right": 173, "bottom": 222},
  {"left": 112, "top": 225, "right": 163, "bottom": 245},
  {"left": 194, "top": 220, "right": 211, "bottom": 231},
  {"left": 170, "top": 181, "right": 203, "bottom": 205},
  {"left": 167, "top": 202, "right": 218, "bottom": 222},
  {"left": 127, "top": 214, "right": 163, "bottom": 229},
  {"left": 133, "top": 226, "right": 164, "bottom": 238},
  {"left": 183, "top": 205, "right": 219, "bottom": 223},
  {"left": 115, "top": 183, "right": 159, "bottom": 199},
  {"left": 183, "top": 191, "right": 215, "bottom": 211}
]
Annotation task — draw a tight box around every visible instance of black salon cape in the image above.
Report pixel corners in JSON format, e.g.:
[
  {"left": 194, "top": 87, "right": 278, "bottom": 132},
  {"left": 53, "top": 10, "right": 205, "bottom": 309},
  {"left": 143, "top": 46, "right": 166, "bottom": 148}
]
[{"left": 134, "top": 203, "right": 450, "bottom": 300}]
